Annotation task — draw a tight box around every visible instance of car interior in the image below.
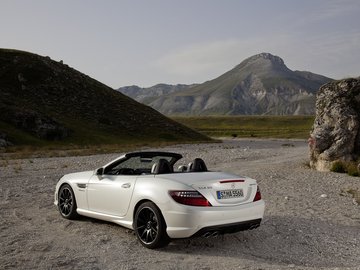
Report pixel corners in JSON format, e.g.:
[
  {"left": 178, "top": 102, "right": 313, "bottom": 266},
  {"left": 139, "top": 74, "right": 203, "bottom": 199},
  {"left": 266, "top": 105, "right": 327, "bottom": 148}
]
[
  {"left": 103, "top": 152, "right": 208, "bottom": 176},
  {"left": 151, "top": 158, "right": 208, "bottom": 174},
  {"left": 106, "top": 158, "right": 208, "bottom": 175}
]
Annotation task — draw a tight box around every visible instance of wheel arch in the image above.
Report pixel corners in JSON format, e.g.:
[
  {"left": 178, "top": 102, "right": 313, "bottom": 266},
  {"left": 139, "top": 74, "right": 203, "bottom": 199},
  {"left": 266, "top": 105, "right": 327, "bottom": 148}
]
[
  {"left": 57, "top": 181, "right": 74, "bottom": 199},
  {"left": 133, "top": 199, "right": 152, "bottom": 220},
  {"left": 132, "top": 199, "right": 168, "bottom": 229},
  {"left": 57, "top": 182, "right": 79, "bottom": 219},
  {"left": 59, "top": 181, "right": 71, "bottom": 190},
  {"left": 55, "top": 180, "right": 80, "bottom": 207}
]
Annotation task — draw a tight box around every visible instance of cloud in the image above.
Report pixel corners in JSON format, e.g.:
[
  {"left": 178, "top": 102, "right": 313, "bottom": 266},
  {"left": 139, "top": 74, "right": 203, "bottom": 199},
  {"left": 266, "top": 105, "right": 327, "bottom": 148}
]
[
  {"left": 152, "top": 39, "right": 267, "bottom": 83},
  {"left": 154, "top": 40, "right": 240, "bottom": 75},
  {"left": 152, "top": 19, "right": 360, "bottom": 83},
  {"left": 150, "top": 0, "right": 360, "bottom": 85},
  {"left": 314, "top": 0, "right": 360, "bottom": 21}
]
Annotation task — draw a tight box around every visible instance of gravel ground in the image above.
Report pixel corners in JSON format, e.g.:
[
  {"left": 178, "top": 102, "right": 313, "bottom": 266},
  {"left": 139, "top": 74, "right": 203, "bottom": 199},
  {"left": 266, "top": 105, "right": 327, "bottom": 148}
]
[{"left": 0, "top": 139, "right": 359, "bottom": 270}]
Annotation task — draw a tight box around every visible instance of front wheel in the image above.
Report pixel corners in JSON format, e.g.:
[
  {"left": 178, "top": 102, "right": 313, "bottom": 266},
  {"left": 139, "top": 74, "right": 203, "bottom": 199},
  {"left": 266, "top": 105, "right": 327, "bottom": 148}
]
[
  {"left": 134, "top": 202, "right": 170, "bottom": 249},
  {"left": 58, "top": 184, "right": 79, "bottom": 219}
]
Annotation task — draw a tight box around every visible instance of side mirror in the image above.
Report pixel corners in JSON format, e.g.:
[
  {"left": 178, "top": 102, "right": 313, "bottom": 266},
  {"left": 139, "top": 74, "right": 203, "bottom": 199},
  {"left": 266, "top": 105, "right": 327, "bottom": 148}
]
[{"left": 96, "top": 167, "right": 104, "bottom": 175}]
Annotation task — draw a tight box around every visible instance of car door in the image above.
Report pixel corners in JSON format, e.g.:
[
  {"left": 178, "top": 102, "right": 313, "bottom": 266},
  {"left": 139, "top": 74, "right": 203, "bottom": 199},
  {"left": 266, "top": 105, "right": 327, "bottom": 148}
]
[{"left": 86, "top": 173, "right": 137, "bottom": 217}]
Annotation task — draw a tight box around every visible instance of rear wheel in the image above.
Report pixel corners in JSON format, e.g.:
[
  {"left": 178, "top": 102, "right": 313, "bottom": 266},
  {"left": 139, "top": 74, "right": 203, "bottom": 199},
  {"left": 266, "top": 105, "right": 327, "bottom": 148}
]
[
  {"left": 58, "top": 184, "right": 78, "bottom": 219},
  {"left": 134, "top": 202, "right": 170, "bottom": 249}
]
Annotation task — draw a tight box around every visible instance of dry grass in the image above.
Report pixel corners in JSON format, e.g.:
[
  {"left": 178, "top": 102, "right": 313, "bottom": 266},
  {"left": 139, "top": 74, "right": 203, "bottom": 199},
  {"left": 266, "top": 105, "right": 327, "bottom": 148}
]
[
  {"left": 172, "top": 115, "right": 314, "bottom": 139},
  {"left": 0, "top": 140, "right": 215, "bottom": 160},
  {"left": 341, "top": 188, "right": 360, "bottom": 204}
]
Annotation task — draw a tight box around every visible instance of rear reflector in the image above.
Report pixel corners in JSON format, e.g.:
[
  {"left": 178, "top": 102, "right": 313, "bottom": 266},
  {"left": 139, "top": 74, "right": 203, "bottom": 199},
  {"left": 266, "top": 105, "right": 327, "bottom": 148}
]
[
  {"left": 220, "top": 179, "right": 245, "bottom": 183},
  {"left": 169, "top": 191, "right": 212, "bottom": 207},
  {"left": 253, "top": 186, "right": 262, "bottom": 202}
]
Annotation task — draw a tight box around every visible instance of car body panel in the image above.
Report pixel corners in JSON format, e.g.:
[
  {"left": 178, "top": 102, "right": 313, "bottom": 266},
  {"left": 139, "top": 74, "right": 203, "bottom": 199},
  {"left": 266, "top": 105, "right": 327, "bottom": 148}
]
[
  {"left": 87, "top": 174, "right": 137, "bottom": 216},
  {"left": 54, "top": 151, "right": 265, "bottom": 240},
  {"left": 163, "top": 200, "right": 265, "bottom": 238},
  {"left": 154, "top": 172, "right": 257, "bottom": 206}
]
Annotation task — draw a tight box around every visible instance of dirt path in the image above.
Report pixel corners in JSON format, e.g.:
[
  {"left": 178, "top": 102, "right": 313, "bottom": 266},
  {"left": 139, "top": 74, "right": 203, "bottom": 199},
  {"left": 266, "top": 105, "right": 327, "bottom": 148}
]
[{"left": 1, "top": 139, "right": 359, "bottom": 269}]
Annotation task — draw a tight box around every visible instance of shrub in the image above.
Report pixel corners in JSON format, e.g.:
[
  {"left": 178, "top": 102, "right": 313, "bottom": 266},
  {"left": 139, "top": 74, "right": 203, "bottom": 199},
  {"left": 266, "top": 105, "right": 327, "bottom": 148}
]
[
  {"left": 347, "top": 163, "right": 359, "bottom": 177},
  {"left": 331, "top": 161, "right": 346, "bottom": 173},
  {"left": 330, "top": 160, "right": 360, "bottom": 177}
]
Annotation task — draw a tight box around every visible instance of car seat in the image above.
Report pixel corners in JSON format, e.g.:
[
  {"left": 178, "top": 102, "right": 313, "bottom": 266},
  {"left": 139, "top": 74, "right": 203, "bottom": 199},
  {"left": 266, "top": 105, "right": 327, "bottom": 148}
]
[
  {"left": 151, "top": 159, "right": 174, "bottom": 174},
  {"left": 188, "top": 158, "right": 208, "bottom": 172}
]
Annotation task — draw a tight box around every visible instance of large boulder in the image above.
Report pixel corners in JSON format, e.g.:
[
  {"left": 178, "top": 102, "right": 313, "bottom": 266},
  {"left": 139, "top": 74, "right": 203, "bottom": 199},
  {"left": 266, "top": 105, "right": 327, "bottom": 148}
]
[{"left": 309, "top": 78, "right": 360, "bottom": 171}]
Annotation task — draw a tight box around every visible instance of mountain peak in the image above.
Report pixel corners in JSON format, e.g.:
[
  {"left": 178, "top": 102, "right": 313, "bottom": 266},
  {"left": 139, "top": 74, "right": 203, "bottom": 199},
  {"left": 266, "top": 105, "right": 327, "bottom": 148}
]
[
  {"left": 244, "top": 52, "right": 285, "bottom": 66},
  {"left": 229, "top": 52, "right": 289, "bottom": 78},
  {"left": 142, "top": 53, "right": 333, "bottom": 116}
]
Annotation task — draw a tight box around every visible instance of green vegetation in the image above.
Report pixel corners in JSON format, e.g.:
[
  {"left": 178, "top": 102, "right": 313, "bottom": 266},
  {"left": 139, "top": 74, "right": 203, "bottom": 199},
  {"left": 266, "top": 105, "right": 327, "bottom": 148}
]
[
  {"left": 331, "top": 161, "right": 347, "bottom": 173},
  {"left": 172, "top": 115, "right": 315, "bottom": 139},
  {"left": 331, "top": 160, "right": 360, "bottom": 177},
  {"left": 0, "top": 48, "right": 210, "bottom": 157}
]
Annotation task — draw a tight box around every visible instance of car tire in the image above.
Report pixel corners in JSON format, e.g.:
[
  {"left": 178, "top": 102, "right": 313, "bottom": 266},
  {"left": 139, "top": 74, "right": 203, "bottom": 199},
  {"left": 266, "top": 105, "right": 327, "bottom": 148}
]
[
  {"left": 134, "top": 202, "right": 170, "bottom": 249},
  {"left": 58, "top": 184, "right": 79, "bottom": 219}
]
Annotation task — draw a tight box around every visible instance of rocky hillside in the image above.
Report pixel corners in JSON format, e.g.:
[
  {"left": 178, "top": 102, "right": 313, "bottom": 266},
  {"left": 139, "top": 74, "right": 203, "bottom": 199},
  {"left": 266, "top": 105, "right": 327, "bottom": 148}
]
[
  {"left": 118, "top": 84, "right": 196, "bottom": 104},
  {"left": 141, "top": 53, "right": 333, "bottom": 115},
  {"left": 0, "top": 49, "right": 209, "bottom": 147}
]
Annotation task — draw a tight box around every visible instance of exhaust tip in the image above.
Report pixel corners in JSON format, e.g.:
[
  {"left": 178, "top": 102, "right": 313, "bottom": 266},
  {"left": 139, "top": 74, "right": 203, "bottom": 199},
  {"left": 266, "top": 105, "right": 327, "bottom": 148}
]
[
  {"left": 202, "top": 231, "right": 220, "bottom": 238},
  {"left": 202, "top": 232, "right": 212, "bottom": 238},
  {"left": 249, "top": 224, "right": 260, "bottom": 230}
]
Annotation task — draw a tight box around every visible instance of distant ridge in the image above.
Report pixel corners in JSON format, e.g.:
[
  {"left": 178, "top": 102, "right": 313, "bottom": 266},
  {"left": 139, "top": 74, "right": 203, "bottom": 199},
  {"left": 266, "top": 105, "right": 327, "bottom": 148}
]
[
  {"left": 0, "top": 49, "right": 209, "bottom": 146},
  {"left": 118, "top": 83, "right": 196, "bottom": 104},
  {"left": 120, "top": 53, "right": 333, "bottom": 115}
]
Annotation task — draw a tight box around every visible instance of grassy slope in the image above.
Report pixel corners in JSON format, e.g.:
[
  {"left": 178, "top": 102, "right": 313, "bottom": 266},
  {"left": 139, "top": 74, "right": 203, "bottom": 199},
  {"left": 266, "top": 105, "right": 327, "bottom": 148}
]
[
  {"left": 0, "top": 49, "right": 210, "bottom": 152},
  {"left": 172, "top": 115, "right": 314, "bottom": 139}
]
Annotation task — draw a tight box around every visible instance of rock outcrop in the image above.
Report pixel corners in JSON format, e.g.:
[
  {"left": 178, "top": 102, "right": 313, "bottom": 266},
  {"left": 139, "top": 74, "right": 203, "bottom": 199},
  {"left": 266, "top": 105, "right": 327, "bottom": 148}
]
[{"left": 309, "top": 78, "right": 360, "bottom": 171}]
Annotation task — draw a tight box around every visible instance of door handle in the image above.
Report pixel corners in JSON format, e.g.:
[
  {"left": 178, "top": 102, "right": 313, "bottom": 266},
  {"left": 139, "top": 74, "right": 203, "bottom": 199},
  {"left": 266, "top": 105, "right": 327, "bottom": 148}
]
[{"left": 121, "top": 183, "right": 131, "bottom": 188}]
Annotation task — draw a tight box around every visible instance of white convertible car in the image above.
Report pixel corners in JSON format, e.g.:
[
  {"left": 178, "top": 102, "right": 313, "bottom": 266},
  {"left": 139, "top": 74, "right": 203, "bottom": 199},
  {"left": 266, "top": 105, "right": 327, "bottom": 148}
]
[{"left": 54, "top": 151, "right": 265, "bottom": 248}]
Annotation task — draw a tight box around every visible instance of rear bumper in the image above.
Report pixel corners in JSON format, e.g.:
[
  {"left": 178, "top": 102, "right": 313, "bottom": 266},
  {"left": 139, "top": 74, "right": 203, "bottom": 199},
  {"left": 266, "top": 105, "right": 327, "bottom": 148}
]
[
  {"left": 162, "top": 199, "right": 265, "bottom": 238},
  {"left": 192, "top": 218, "right": 262, "bottom": 238}
]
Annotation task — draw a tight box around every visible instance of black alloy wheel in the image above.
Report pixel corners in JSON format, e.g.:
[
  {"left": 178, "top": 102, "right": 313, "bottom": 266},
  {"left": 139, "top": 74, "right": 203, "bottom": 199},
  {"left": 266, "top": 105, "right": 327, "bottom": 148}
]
[
  {"left": 134, "top": 202, "right": 169, "bottom": 249},
  {"left": 58, "top": 184, "right": 78, "bottom": 219}
]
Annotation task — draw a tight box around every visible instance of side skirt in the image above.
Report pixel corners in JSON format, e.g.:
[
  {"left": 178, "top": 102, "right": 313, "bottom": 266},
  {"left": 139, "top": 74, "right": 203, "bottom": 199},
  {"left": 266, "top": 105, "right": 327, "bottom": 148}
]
[{"left": 76, "top": 208, "right": 133, "bottom": 229}]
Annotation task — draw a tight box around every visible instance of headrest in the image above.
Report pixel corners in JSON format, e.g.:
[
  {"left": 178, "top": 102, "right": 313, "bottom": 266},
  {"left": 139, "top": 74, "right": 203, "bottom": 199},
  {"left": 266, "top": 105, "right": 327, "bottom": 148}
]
[
  {"left": 188, "top": 158, "right": 208, "bottom": 172},
  {"left": 151, "top": 158, "right": 173, "bottom": 174}
]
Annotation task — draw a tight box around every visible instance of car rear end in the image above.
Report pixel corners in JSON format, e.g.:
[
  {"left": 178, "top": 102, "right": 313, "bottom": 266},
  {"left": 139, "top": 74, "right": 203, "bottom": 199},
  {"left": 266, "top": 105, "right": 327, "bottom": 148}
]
[{"left": 159, "top": 172, "right": 265, "bottom": 239}]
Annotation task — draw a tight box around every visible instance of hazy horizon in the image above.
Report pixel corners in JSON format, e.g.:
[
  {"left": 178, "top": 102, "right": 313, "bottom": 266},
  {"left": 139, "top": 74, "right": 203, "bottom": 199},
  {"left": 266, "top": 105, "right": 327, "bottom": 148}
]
[{"left": 1, "top": 0, "right": 359, "bottom": 88}]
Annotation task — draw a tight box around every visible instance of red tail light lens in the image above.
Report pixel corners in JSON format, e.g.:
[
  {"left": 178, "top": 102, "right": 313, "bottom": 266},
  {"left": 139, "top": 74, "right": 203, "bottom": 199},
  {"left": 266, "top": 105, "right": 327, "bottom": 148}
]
[
  {"left": 253, "top": 186, "right": 262, "bottom": 202},
  {"left": 169, "top": 191, "right": 212, "bottom": 207}
]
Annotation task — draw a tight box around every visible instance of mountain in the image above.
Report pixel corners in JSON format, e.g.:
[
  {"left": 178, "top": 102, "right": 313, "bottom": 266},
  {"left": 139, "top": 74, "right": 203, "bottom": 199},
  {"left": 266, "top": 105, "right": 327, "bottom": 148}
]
[
  {"left": 118, "top": 83, "right": 196, "bottom": 104},
  {"left": 144, "top": 53, "right": 333, "bottom": 115},
  {"left": 0, "top": 49, "right": 209, "bottom": 147}
]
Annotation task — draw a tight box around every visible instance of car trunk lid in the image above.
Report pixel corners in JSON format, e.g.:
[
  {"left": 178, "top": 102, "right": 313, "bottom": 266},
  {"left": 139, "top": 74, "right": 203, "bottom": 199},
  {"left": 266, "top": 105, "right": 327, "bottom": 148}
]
[{"left": 163, "top": 172, "right": 257, "bottom": 206}]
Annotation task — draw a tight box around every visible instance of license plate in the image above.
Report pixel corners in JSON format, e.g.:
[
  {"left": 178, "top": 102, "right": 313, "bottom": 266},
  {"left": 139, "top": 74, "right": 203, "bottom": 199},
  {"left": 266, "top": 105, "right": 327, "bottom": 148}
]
[{"left": 217, "top": 189, "right": 244, "bottom": 199}]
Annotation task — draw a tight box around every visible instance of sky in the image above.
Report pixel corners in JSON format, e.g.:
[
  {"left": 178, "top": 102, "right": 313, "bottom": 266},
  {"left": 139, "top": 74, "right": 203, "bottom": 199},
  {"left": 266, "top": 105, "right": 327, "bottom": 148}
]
[{"left": 1, "top": 0, "right": 359, "bottom": 88}]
